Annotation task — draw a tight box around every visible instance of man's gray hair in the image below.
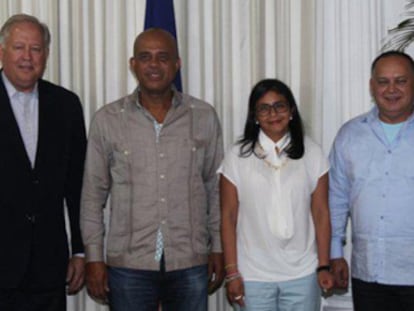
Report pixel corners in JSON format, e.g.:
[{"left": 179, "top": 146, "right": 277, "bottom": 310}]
[{"left": 0, "top": 14, "right": 51, "bottom": 48}]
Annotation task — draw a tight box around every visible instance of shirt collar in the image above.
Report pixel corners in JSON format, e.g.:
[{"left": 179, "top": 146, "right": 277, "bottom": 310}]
[
  {"left": 258, "top": 130, "right": 291, "bottom": 155},
  {"left": 1, "top": 71, "right": 38, "bottom": 99},
  {"left": 135, "top": 85, "right": 180, "bottom": 109},
  {"left": 368, "top": 105, "right": 414, "bottom": 124}
]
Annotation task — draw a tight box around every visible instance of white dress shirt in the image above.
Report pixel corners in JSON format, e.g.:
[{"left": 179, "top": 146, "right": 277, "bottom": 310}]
[{"left": 2, "top": 72, "right": 38, "bottom": 167}]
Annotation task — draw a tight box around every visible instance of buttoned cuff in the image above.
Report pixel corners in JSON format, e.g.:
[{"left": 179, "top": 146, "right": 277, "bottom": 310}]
[
  {"left": 85, "top": 244, "right": 104, "bottom": 262},
  {"left": 330, "top": 237, "right": 344, "bottom": 259},
  {"left": 210, "top": 235, "right": 222, "bottom": 253}
]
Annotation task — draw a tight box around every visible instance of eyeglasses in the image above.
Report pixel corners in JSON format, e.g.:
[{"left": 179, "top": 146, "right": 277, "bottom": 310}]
[{"left": 256, "top": 101, "right": 290, "bottom": 116}]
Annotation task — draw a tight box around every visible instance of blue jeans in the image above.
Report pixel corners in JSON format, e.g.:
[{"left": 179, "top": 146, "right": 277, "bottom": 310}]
[
  {"left": 235, "top": 273, "right": 321, "bottom": 311},
  {"left": 108, "top": 259, "right": 208, "bottom": 311}
]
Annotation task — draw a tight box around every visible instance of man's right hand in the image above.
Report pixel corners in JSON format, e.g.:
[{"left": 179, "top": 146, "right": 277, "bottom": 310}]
[
  {"left": 85, "top": 262, "right": 109, "bottom": 302},
  {"left": 330, "top": 258, "right": 349, "bottom": 289}
]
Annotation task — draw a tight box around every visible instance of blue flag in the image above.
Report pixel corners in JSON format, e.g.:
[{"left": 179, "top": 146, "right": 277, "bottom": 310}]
[{"left": 144, "top": 0, "right": 182, "bottom": 92}]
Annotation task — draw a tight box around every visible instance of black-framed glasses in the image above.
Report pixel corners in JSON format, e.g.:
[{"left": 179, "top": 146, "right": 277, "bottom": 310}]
[{"left": 256, "top": 101, "right": 290, "bottom": 116}]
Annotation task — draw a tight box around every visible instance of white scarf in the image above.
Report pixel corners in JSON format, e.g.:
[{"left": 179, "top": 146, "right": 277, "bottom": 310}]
[{"left": 256, "top": 130, "right": 294, "bottom": 241}]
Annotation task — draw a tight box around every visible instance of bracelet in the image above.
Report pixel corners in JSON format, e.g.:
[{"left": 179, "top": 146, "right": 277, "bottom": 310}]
[
  {"left": 316, "top": 265, "right": 330, "bottom": 273},
  {"left": 225, "top": 271, "right": 240, "bottom": 278},
  {"left": 225, "top": 272, "right": 242, "bottom": 284},
  {"left": 225, "top": 274, "right": 242, "bottom": 284},
  {"left": 224, "top": 263, "right": 237, "bottom": 270}
]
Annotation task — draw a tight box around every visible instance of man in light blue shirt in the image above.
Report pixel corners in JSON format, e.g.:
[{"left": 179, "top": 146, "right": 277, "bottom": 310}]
[{"left": 329, "top": 51, "right": 414, "bottom": 311}]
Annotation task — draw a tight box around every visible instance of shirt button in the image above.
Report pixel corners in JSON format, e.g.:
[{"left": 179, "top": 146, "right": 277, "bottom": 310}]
[
  {"left": 25, "top": 214, "right": 36, "bottom": 223},
  {"left": 159, "top": 153, "right": 164, "bottom": 158},
  {"left": 160, "top": 198, "right": 166, "bottom": 203},
  {"left": 388, "top": 150, "right": 392, "bottom": 154},
  {"left": 160, "top": 174, "right": 165, "bottom": 179},
  {"left": 161, "top": 220, "right": 166, "bottom": 225},
  {"left": 123, "top": 150, "right": 130, "bottom": 155},
  {"left": 192, "top": 147, "right": 196, "bottom": 152}
]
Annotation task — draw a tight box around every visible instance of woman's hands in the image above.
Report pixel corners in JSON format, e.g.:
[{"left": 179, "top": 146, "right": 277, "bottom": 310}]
[{"left": 226, "top": 275, "right": 245, "bottom": 307}]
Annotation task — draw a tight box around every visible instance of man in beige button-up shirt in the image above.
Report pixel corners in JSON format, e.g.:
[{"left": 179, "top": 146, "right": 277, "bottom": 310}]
[{"left": 81, "top": 28, "right": 224, "bottom": 311}]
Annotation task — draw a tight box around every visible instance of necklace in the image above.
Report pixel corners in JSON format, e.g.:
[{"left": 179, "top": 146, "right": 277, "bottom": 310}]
[{"left": 257, "top": 143, "right": 289, "bottom": 171}]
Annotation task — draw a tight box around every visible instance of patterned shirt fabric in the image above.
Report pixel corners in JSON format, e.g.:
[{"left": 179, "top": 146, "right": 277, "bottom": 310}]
[
  {"left": 153, "top": 120, "right": 164, "bottom": 262},
  {"left": 81, "top": 87, "right": 223, "bottom": 272}
]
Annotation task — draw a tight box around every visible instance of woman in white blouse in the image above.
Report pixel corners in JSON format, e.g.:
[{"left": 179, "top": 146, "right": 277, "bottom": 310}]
[{"left": 219, "top": 79, "right": 334, "bottom": 311}]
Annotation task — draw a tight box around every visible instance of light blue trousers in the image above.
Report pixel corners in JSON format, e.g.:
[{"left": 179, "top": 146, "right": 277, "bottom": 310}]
[{"left": 234, "top": 272, "right": 321, "bottom": 311}]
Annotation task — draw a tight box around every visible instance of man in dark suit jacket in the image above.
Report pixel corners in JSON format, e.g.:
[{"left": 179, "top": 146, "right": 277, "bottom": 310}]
[{"left": 0, "top": 14, "right": 87, "bottom": 310}]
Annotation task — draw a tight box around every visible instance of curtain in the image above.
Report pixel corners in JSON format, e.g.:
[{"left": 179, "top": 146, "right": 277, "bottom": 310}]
[{"left": 0, "top": 1, "right": 409, "bottom": 310}]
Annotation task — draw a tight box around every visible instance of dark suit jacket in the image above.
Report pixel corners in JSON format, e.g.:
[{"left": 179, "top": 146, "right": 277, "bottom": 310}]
[{"left": 0, "top": 73, "right": 87, "bottom": 289}]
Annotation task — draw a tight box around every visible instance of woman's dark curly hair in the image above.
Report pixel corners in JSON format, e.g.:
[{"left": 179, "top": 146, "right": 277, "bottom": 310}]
[{"left": 238, "top": 78, "right": 304, "bottom": 159}]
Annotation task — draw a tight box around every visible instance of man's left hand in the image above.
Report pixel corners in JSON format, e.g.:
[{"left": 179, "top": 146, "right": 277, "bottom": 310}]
[
  {"left": 66, "top": 256, "right": 86, "bottom": 295},
  {"left": 208, "top": 252, "right": 224, "bottom": 295}
]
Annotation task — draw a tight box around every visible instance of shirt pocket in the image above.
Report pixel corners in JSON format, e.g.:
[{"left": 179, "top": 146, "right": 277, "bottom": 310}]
[
  {"left": 109, "top": 143, "right": 131, "bottom": 185},
  {"left": 169, "top": 137, "right": 206, "bottom": 172},
  {"left": 106, "top": 230, "right": 127, "bottom": 256},
  {"left": 346, "top": 144, "right": 379, "bottom": 185}
]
